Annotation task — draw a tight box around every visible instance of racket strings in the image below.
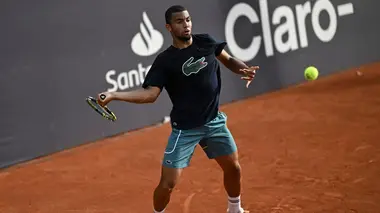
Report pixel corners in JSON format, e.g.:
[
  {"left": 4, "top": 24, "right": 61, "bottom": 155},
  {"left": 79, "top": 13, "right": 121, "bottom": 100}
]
[{"left": 86, "top": 97, "right": 117, "bottom": 121}]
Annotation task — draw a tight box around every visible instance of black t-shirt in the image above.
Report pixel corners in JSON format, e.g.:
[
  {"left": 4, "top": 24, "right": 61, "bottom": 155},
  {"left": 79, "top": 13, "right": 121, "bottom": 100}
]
[{"left": 142, "top": 33, "right": 227, "bottom": 130}]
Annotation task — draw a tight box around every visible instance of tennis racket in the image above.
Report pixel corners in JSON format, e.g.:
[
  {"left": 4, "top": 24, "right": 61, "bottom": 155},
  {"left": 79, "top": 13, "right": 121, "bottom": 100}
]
[{"left": 85, "top": 94, "right": 117, "bottom": 122}]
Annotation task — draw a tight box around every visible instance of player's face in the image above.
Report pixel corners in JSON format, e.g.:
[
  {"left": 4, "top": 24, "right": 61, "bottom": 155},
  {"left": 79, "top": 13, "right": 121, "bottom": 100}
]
[{"left": 167, "top": 11, "right": 192, "bottom": 41}]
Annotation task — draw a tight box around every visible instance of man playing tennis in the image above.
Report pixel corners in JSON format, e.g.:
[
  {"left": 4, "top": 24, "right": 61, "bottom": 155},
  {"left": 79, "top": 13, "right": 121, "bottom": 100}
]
[{"left": 97, "top": 5, "right": 258, "bottom": 213}]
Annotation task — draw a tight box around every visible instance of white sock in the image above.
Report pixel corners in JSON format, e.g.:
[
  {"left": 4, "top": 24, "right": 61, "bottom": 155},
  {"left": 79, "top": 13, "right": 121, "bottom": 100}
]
[
  {"left": 153, "top": 208, "right": 165, "bottom": 213},
  {"left": 228, "top": 195, "right": 242, "bottom": 212}
]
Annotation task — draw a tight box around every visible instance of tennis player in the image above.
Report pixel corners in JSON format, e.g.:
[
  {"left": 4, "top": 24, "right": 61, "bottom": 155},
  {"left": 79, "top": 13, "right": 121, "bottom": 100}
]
[{"left": 97, "top": 5, "right": 258, "bottom": 213}]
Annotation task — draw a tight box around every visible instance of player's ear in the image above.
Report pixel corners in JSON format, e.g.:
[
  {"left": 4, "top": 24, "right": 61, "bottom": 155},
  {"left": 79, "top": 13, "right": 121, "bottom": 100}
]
[{"left": 165, "top": 24, "right": 172, "bottom": 32}]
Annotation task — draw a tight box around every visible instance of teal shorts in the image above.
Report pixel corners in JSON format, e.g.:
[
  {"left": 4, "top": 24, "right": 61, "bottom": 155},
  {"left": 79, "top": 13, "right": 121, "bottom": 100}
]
[{"left": 163, "top": 111, "right": 237, "bottom": 168}]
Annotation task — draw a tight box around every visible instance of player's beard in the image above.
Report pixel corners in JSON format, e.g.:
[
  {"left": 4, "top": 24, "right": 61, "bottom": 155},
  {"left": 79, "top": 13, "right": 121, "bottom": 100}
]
[{"left": 177, "top": 34, "right": 191, "bottom": 42}]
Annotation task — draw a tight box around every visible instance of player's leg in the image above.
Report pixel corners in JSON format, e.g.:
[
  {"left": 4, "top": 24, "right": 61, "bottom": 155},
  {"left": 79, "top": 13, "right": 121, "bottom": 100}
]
[
  {"left": 200, "top": 111, "right": 247, "bottom": 213},
  {"left": 214, "top": 152, "right": 246, "bottom": 213},
  {"left": 214, "top": 151, "right": 241, "bottom": 196},
  {"left": 198, "top": 142, "right": 241, "bottom": 197},
  {"left": 153, "top": 166, "right": 182, "bottom": 212},
  {"left": 153, "top": 127, "right": 203, "bottom": 212}
]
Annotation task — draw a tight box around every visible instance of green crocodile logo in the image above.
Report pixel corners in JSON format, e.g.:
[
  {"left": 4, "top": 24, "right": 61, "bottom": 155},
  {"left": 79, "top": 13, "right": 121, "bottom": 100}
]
[{"left": 182, "top": 56, "right": 208, "bottom": 76}]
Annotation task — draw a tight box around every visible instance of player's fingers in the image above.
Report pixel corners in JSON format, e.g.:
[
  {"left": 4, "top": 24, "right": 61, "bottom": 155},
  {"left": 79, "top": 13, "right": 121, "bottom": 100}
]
[
  {"left": 246, "top": 80, "right": 252, "bottom": 88},
  {"left": 241, "top": 68, "right": 256, "bottom": 75},
  {"left": 248, "top": 71, "right": 256, "bottom": 77},
  {"left": 241, "top": 76, "right": 253, "bottom": 80},
  {"left": 250, "top": 66, "right": 259, "bottom": 70},
  {"left": 240, "top": 65, "right": 259, "bottom": 72},
  {"left": 240, "top": 68, "right": 255, "bottom": 72},
  {"left": 240, "top": 72, "right": 254, "bottom": 80}
]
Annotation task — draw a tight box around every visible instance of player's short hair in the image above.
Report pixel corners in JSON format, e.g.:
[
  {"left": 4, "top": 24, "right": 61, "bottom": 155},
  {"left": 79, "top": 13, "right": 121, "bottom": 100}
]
[{"left": 165, "top": 5, "right": 187, "bottom": 24}]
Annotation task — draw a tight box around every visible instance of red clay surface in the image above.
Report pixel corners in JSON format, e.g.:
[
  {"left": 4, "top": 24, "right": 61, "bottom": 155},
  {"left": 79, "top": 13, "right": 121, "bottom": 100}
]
[{"left": 1, "top": 62, "right": 380, "bottom": 213}]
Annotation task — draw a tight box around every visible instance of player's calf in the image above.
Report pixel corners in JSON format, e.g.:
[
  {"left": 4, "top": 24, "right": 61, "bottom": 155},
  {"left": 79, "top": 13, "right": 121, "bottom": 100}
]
[
  {"left": 153, "top": 166, "right": 182, "bottom": 212},
  {"left": 215, "top": 151, "right": 242, "bottom": 197},
  {"left": 215, "top": 152, "right": 245, "bottom": 213}
]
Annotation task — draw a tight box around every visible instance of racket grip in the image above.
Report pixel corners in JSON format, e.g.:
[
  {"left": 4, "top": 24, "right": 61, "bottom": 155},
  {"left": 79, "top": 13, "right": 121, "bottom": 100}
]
[{"left": 100, "top": 94, "right": 106, "bottom": 100}]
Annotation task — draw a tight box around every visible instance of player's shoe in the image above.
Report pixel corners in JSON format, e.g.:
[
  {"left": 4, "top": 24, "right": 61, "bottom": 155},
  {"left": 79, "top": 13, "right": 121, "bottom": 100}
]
[{"left": 227, "top": 207, "right": 249, "bottom": 213}]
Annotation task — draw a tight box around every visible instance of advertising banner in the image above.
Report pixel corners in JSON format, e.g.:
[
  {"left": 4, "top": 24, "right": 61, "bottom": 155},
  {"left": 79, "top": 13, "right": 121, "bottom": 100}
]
[{"left": 1, "top": 0, "right": 379, "bottom": 168}]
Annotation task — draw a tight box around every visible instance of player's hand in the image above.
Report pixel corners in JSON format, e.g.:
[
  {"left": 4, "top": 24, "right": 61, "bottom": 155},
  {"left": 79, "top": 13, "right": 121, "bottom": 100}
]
[
  {"left": 240, "top": 66, "right": 259, "bottom": 88},
  {"left": 97, "top": 92, "right": 114, "bottom": 107}
]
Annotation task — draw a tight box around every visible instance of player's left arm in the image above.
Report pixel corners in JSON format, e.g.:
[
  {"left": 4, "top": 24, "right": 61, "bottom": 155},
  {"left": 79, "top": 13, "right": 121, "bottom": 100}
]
[{"left": 216, "top": 49, "right": 259, "bottom": 88}]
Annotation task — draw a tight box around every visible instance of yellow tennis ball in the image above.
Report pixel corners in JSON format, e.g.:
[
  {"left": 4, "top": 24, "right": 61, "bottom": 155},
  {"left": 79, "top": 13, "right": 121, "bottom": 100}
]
[{"left": 304, "top": 66, "right": 319, "bottom": 81}]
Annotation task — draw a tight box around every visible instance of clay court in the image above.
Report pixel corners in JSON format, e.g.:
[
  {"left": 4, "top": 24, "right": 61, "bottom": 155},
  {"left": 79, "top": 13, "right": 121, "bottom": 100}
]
[{"left": 1, "top": 62, "right": 379, "bottom": 213}]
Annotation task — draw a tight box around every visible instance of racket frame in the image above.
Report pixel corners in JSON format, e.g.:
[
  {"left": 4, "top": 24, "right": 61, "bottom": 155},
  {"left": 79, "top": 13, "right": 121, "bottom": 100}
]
[{"left": 85, "top": 96, "right": 117, "bottom": 122}]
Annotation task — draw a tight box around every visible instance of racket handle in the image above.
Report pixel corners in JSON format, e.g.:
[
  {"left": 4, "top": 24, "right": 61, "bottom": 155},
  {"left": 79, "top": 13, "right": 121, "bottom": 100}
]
[{"left": 100, "top": 94, "right": 106, "bottom": 100}]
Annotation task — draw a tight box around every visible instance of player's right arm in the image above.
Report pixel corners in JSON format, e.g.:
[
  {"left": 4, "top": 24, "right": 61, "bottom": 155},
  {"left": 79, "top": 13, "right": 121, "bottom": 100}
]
[
  {"left": 99, "top": 87, "right": 161, "bottom": 106},
  {"left": 97, "top": 54, "right": 167, "bottom": 106}
]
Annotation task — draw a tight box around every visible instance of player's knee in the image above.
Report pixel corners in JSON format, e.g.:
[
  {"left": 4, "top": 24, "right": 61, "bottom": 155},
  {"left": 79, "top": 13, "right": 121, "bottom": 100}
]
[
  {"left": 216, "top": 153, "right": 241, "bottom": 176},
  {"left": 158, "top": 178, "right": 177, "bottom": 192},
  {"left": 221, "top": 160, "right": 241, "bottom": 177},
  {"left": 228, "top": 161, "right": 241, "bottom": 176},
  {"left": 158, "top": 166, "right": 182, "bottom": 192}
]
